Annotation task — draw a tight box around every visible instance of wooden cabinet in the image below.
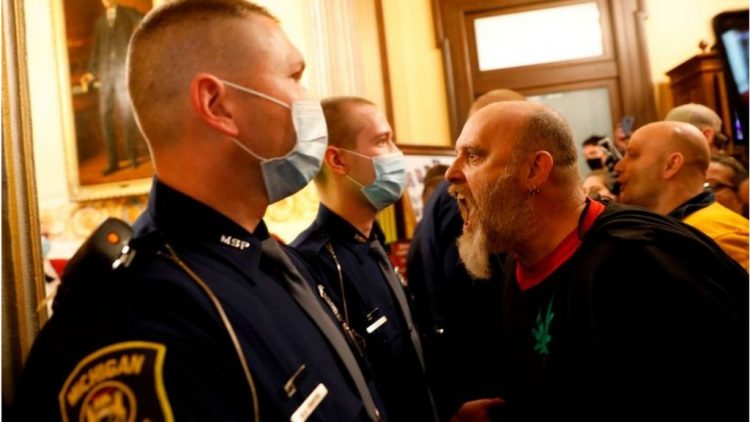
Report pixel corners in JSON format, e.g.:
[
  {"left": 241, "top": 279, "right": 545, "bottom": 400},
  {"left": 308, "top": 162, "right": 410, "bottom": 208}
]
[{"left": 667, "top": 51, "right": 733, "bottom": 140}]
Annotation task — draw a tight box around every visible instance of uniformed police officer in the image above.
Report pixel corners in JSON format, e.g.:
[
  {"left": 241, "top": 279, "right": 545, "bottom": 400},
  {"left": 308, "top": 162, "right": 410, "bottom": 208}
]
[
  {"left": 14, "top": 2, "right": 384, "bottom": 421},
  {"left": 292, "top": 97, "right": 438, "bottom": 421}
]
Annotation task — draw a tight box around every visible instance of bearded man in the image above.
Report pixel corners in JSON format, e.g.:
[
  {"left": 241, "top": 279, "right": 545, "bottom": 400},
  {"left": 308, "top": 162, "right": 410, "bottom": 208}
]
[{"left": 445, "top": 101, "right": 748, "bottom": 421}]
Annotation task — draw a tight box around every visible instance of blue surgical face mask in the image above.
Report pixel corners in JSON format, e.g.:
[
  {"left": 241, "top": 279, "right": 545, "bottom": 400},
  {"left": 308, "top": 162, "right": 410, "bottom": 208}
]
[
  {"left": 341, "top": 149, "right": 407, "bottom": 211},
  {"left": 221, "top": 80, "right": 328, "bottom": 204}
]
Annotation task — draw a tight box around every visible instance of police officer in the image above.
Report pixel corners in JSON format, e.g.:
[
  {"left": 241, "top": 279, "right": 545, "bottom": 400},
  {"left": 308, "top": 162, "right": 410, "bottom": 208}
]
[
  {"left": 292, "top": 97, "right": 438, "bottom": 421},
  {"left": 14, "top": 2, "right": 383, "bottom": 421}
]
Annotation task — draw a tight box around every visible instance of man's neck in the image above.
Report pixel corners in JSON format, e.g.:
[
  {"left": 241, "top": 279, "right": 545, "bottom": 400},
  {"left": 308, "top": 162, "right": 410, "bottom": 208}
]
[
  {"left": 655, "top": 182, "right": 705, "bottom": 216},
  {"left": 157, "top": 164, "right": 267, "bottom": 234},
  {"left": 514, "top": 194, "right": 588, "bottom": 268},
  {"left": 320, "top": 192, "right": 376, "bottom": 238}
]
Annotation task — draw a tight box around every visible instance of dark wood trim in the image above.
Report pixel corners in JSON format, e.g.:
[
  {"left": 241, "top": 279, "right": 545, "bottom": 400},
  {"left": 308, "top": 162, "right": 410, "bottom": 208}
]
[
  {"left": 435, "top": 0, "right": 657, "bottom": 140},
  {"left": 399, "top": 144, "right": 457, "bottom": 156},
  {"left": 611, "top": 0, "right": 657, "bottom": 128}
]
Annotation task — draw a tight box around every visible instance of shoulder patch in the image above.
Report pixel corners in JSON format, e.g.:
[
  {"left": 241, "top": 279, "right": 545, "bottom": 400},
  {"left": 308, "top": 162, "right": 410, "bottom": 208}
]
[{"left": 59, "top": 341, "right": 173, "bottom": 422}]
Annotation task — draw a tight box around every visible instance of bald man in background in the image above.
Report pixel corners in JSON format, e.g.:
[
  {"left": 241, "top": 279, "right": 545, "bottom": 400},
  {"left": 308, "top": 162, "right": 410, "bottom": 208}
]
[
  {"left": 616, "top": 121, "right": 749, "bottom": 270},
  {"left": 665, "top": 103, "right": 729, "bottom": 154}
]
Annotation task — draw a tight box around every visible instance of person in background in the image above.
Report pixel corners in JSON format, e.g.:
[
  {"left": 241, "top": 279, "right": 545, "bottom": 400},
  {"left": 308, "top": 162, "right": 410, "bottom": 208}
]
[
  {"left": 582, "top": 169, "right": 616, "bottom": 202},
  {"left": 616, "top": 121, "right": 749, "bottom": 271},
  {"left": 706, "top": 154, "right": 748, "bottom": 216},
  {"left": 739, "top": 178, "right": 749, "bottom": 218},
  {"left": 81, "top": 0, "right": 144, "bottom": 175},
  {"left": 422, "top": 164, "right": 449, "bottom": 206},
  {"left": 665, "top": 102, "right": 729, "bottom": 154},
  {"left": 292, "top": 96, "right": 438, "bottom": 421},
  {"left": 447, "top": 101, "right": 747, "bottom": 420},
  {"left": 468, "top": 89, "right": 526, "bottom": 116},
  {"left": 15, "top": 2, "right": 384, "bottom": 420},
  {"left": 408, "top": 88, "right": 524, "bottom": 421},
  {"left": 581, "top": 135, "right": 608, "bottom": 171}
]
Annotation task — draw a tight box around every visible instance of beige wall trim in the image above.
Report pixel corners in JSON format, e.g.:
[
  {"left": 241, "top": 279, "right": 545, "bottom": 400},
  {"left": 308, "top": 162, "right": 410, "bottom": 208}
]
[{"left": 2, "top": 0, "right": 47, "bottom": 407}]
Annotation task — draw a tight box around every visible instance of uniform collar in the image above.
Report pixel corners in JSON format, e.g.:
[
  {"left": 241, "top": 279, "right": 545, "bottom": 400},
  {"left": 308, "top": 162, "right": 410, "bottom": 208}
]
[
  {"left": 667, "top": 190, "right": 715, "bottom": 221},
  {"left": 315, "top": 204, "right": 383, "bottom": 245},
  {"left": 135, "top": 179, "right": 267, "bottom": 277}
]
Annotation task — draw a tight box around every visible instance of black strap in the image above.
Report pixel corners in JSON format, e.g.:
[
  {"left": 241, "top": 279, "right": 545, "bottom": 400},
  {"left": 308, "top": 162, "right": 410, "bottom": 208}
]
[{"left": 261, "top": 237, "right": 381, "bottom": 421}]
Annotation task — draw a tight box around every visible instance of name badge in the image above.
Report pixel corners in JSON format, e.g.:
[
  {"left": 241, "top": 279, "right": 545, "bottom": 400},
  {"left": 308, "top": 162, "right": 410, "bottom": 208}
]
[
  {"left": 290, "top": 383, "right": 328, "bottom": 422},
  {"left": 366, "top": 316, "right": 388, "bottom": 334}
]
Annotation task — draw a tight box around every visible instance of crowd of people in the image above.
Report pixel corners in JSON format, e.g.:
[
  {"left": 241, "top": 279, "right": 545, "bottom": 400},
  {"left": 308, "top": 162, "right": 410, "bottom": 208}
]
[{"left": 13, "top": 1, "right": 749, "bottom": 421}]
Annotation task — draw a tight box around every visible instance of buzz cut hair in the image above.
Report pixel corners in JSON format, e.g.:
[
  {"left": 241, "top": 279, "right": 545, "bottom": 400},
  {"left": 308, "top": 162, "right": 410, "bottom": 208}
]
[
  {"left": 127, "top": 0, "right": 277, "bottom": 145},
  {"left": 315, "top": 96, "right": 377, "bottom": 185},
  {"left": 321, "top": 96, "right": 376, "bottom": 150}
]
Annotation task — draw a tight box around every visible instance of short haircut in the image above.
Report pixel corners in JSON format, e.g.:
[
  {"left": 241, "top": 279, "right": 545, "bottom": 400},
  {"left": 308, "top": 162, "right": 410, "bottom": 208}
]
[
  {"left": 711, "top": 155, "right": 749, "bottom": 187},
  {"left": 514, "top": 108, "right": 579, "bottom": 180},
  {"left": 315, "top": 96, "right": 377, "bottom": 186},
  {"left": 320, "top": 96, "right": 376, "bottom": 150},
  {"left": 582, "top": 135, "right": 606, "bottom": 147},
  {"left": 665, "top": 103, "right": 722, "bottom": 131},
  {"left": 128, "top": 0, "right": 277, "bottom": 145}
]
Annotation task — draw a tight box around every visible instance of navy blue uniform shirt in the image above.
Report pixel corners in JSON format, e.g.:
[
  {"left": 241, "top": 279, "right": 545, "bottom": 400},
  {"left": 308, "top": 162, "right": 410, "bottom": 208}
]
[
  {"left": 407, "top": 180, "right": 506, "bottom": 420},
  {"left": 14, "top": 179, "right": 382, "bottom": 421},
  {"left": 293, "top": 204, "right": 437, "bottom": 421}
]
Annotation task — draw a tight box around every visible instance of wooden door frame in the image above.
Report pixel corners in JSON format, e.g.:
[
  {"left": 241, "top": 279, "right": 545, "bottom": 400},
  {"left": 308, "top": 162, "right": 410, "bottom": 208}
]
[{"left": 433, "top": 0, "right": 657, "bottom": 140}]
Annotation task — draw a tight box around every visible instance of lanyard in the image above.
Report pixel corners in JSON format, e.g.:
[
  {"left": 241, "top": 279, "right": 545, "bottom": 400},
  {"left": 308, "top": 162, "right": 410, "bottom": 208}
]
[{"left": 158, "top": 242, "right": 259, "bottom": 422}]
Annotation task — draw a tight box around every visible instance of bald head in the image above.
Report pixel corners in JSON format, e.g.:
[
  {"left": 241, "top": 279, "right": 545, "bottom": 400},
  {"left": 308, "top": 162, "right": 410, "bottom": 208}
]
[
  {"left": 616, "top": 121, "right": 710, "bottom": 214},
  {"left": 470, "top": 101, "right": 578, "bottom": 177},
  {"left": 636, "top": 121, "right": 710, "bottom": 174},
  {"left": 468, "top": 89, "right": 526, "bottom": 116},
  {"left": 128, "top": 0, "right": 277, "bottom": 147}
]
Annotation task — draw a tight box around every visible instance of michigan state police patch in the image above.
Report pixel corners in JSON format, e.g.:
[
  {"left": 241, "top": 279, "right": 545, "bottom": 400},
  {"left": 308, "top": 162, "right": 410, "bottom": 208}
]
[{"left": 58, "top": 341, "right": 173, "bottom": 422}]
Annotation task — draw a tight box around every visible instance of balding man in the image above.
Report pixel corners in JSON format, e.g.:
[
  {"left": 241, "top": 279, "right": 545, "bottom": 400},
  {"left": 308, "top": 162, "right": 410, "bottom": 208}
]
[
  {"left": 446, "top": 101, "right": 748, "bottom": 420},
  {"left": 615, "top": 121, "right": 749, "bottom": 270},
  {"left": 409, "top": 89, "right": 523, "bottom": 420},
  {"left": 15, "top": 2, "right": 385, "bottom": 421},
  {"left": 665, "top": 103, "right": 728, "bottom": 154}
]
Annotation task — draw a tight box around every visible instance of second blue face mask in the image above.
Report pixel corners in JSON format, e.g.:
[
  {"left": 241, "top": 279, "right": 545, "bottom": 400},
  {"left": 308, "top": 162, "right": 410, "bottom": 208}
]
[{"left": 341, "top": 149, "right": 407, "bottom": 211}]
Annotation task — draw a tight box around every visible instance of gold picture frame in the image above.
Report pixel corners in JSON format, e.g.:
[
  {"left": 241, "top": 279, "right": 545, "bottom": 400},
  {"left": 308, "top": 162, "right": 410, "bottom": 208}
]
[{"left": 52, "top": 0, "right": 154, "bottom": 201}]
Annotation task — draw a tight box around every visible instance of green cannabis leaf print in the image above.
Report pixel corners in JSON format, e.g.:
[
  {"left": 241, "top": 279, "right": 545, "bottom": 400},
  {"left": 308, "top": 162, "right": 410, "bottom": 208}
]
[{"left": 532, "top": 298, "right": 554, "bottom": 356}]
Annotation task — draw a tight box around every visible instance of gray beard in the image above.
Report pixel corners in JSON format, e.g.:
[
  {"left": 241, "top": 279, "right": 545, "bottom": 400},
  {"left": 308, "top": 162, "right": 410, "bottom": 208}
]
[{"left": 457, "top": 226, "right": 492, "bottom": 280}]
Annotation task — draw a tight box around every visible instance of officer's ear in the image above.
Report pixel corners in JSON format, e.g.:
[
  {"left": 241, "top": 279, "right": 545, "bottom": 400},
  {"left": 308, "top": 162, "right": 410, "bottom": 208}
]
[
  {"left": 324, "top": 147, "right": 349, "bottom": 176},
  {"left": 190, "top": 73, "right": 239, "bottom": 137}
]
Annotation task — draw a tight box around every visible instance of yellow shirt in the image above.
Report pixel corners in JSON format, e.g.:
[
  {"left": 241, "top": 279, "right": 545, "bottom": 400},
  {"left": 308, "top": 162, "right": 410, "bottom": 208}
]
[{"left": 684, "top": 201, "right": 749, "bottom": 271}]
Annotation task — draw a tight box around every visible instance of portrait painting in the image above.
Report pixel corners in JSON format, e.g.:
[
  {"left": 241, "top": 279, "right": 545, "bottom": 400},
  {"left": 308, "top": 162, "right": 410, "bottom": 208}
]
[{"left": 56, "top": 0, "right": 154, "bottom": 200}]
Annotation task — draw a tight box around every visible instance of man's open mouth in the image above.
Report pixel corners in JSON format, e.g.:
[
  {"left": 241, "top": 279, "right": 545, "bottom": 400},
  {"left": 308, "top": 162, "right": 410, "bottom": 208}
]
[{"left": 455, "top": 193, "right": 472, "bottom": 230}]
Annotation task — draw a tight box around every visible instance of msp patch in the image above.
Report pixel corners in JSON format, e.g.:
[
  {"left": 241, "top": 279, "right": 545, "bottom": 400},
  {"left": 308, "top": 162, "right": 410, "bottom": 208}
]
[{"left": 59, "top": 341, "right": 173, "bottom": 422}]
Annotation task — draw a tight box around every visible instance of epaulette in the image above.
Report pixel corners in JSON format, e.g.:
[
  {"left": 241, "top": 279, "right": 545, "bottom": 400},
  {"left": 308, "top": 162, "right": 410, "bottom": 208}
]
[
  {"left": 291, "top": 228, "right": 331, "bottom": 254},
  {"left": 52, "top": 218, "right": 133, "bottom": 312}
]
